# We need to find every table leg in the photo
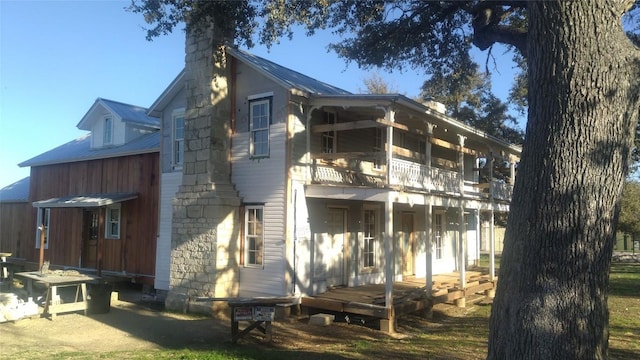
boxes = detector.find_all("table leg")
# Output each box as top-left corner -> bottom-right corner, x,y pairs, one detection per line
81,283 -> 87,315
265,321 -> 273,342
49,285 -> 58,320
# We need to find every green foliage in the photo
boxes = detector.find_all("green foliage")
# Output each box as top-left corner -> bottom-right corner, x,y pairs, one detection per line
420,58 -> 524,144
619,180 -> 640,236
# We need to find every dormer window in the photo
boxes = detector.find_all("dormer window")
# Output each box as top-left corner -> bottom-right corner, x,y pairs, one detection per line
103,116 -> 113,145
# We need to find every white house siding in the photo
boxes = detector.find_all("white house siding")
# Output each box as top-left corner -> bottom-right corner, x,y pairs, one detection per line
231,124 -> 287,297
154,171 -> 182,290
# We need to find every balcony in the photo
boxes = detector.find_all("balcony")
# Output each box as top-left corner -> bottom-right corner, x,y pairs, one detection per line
310,156 -> 513,201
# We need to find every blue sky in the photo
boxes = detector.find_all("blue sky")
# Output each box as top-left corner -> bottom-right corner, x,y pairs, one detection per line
0,0 -> 518,189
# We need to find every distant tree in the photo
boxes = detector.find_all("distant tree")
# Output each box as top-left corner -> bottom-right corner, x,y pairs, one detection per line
359,71 -> 399,94
129,1 -> 640,358
420,58 -> 524,144
619,180 -> 640,238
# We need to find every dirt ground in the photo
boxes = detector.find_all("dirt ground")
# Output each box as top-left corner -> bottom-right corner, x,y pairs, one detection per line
1,283 -> 454,359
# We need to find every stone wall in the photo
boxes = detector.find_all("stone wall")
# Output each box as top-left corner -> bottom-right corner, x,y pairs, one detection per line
165,23 -> 241,313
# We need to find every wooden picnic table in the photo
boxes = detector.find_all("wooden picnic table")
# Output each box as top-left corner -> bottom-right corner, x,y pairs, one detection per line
15,271 -> 101,320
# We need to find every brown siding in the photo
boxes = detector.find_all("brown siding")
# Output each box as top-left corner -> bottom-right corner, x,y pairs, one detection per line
0,202 -> 35,258
15,152 -> 159,279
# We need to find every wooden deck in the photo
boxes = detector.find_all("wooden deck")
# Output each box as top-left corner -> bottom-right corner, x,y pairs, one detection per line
300,269 -> 496,321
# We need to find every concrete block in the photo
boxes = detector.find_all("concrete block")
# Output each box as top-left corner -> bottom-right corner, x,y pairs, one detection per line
309,313 -> 335,326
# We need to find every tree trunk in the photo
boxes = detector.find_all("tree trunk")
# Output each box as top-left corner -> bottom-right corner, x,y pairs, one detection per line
488,2 -> 640,359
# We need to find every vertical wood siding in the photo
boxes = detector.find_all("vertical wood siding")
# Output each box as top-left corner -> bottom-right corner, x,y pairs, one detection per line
21,153 -> 159,280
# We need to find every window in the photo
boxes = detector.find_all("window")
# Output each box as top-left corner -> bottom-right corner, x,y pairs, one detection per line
434,213 -> 444,260
321,111 -> 337,153
250,99 -> 270,157
363,209 -> 378,268
104,116 -> 113,145
244,206 -> 264,266
173,112 -> 185,167
36,208 -> 50,249
105,205 -> 121,239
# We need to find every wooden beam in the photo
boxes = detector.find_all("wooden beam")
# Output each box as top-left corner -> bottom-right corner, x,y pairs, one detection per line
431,138 -> 477,156
310,152 -> 382,160
311,120 -> 380,133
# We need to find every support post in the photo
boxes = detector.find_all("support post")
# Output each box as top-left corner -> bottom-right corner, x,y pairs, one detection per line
383,193 -> 395,333
425,198 -> 433,295
490,209 -> 496,281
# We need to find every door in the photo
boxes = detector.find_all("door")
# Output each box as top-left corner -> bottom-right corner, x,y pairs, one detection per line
401,213 -> 415,276
325,208 -> 347,286
82,209 -> 99,269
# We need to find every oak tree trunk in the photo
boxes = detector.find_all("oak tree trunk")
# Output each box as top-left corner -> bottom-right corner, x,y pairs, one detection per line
488,1 -> 640,359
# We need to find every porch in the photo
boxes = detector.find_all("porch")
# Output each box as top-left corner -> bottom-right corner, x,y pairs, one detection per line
300,268 -> 496,329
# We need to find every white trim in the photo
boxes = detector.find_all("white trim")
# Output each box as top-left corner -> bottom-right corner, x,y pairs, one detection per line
248,91 -> 274,100
105,204 -> 122,239
172,110 -> 185,168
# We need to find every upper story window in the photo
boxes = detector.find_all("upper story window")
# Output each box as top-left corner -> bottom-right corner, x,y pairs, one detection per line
244,206 -> 264,267
321,111 -> 337,153
103,116 -> 113,145
35,208 -> 50,249
173,111 -> 185,167
105,205 -> 121,239
249,98 -> 271,158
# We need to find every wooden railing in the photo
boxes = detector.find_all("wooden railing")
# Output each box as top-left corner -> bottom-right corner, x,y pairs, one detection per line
310,156 -> 512,201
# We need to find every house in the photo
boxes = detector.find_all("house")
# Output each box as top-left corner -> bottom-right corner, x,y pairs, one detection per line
155,42 -> 520,327
11,98 -> 161,284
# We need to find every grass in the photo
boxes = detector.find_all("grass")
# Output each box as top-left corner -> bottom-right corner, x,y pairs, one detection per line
9,260 -> 640,360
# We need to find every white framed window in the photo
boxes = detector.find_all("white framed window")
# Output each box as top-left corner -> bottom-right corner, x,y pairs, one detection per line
363,208 -> 378,268
250,98 -> 270,158
244,206 -> 264,267
103,116 -> 113,145
105,205 -> 121,239
173,111 -> 185,167
321,111 -> 337,153
35,208 -> 50,249
434,212 -> 444,260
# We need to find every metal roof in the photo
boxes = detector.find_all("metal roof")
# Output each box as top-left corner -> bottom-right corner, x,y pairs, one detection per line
77,98 -> 160,130
32,192 -> 138,208
0,177 -> 30,203
227,47 -> 352,96
19,131 -> 159,168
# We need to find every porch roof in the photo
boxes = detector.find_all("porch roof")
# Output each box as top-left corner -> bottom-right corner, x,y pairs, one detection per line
32,192 -> 138,208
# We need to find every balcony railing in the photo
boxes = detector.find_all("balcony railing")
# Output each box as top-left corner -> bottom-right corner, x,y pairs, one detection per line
311,156 -> 512,201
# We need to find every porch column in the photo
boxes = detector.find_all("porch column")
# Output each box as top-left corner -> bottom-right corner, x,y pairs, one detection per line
385,108 -> 395,186
425,123 -> 435,190
459,204 -> 466,290
425,196 -> 433,296
489,152 -> 495,199
457,135 -> 467,292
382,192 -> 395,332
490,209 -> 496,281
457,135 -> 466,195
509,154 -> 517,185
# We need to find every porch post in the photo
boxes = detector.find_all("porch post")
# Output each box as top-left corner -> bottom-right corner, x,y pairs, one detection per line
425,123 -> 435,190
509,154 -> 517,185
457,135 -> 466,306
385,108 -> 395,186
425,196 -> 433,296
490,209 -> 496,281
382,192 -> 395,332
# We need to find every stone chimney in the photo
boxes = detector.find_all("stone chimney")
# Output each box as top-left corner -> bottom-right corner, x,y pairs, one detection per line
165,22 -> 241,313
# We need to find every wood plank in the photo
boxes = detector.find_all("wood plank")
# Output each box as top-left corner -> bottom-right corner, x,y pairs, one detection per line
311,120 -> 380,133
431,137 -> 477,155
